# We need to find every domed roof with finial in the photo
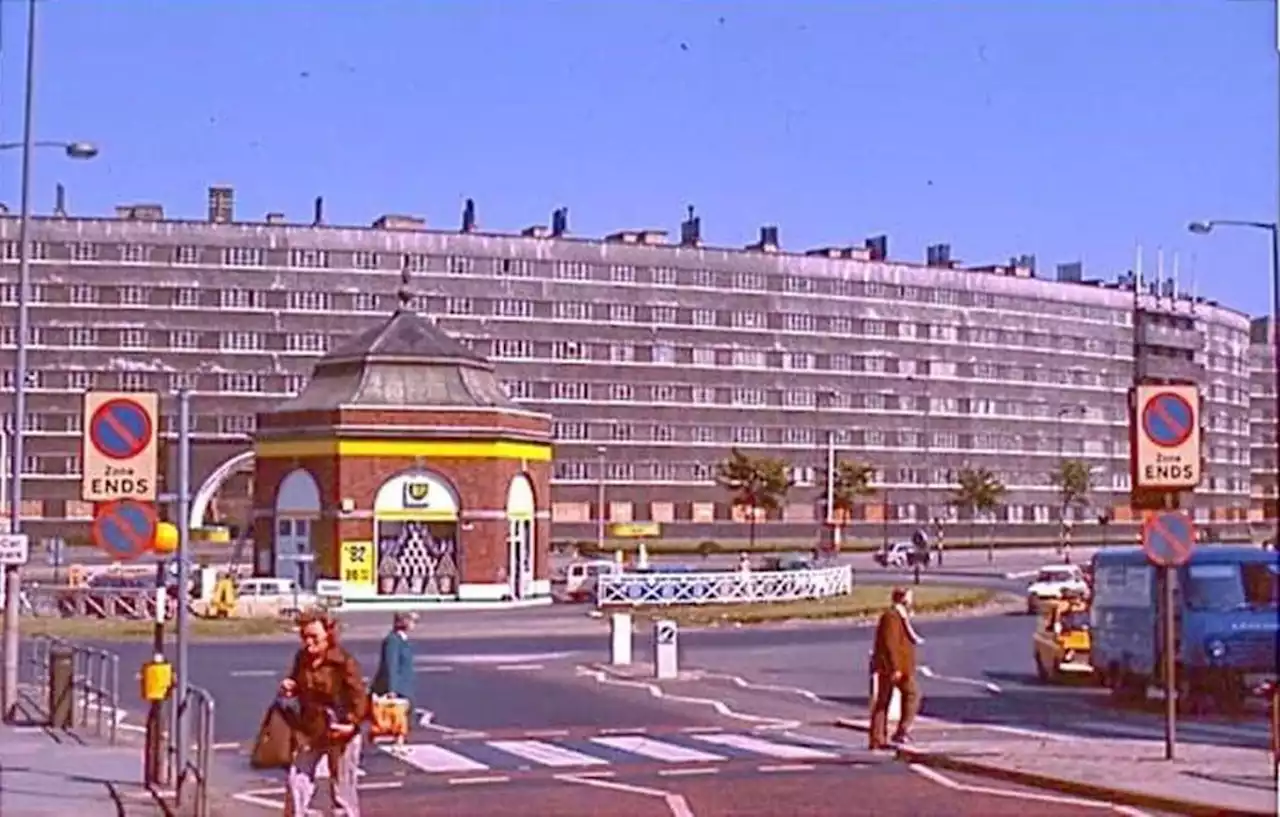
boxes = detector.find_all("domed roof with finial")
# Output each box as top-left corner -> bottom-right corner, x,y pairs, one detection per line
266,266 -> 515,412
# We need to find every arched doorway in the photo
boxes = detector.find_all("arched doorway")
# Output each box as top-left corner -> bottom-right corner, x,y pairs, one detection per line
274,469 -> 320,589
374,470 -> 461,598
506,475 -> 535,600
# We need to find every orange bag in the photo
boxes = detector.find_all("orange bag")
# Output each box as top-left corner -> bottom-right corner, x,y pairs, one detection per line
370,694 -> 409,742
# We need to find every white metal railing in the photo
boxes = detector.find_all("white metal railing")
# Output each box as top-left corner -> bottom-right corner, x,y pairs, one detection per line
596,565 -> 854,607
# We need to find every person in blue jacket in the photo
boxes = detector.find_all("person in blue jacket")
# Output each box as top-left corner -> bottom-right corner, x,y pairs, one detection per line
371,613 -> 417,713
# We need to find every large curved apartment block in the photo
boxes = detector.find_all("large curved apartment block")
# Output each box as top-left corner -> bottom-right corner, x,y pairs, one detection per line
0,185 -> 1262,545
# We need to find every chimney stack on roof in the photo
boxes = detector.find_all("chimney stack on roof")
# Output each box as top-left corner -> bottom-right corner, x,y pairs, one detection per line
208,185 -> 234,224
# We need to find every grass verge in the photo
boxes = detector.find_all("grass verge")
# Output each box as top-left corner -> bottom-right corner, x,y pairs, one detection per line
19,616 -> 292,642
620,585 -> 1002,627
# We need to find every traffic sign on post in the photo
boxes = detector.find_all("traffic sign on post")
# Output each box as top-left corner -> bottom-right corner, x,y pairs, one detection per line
0,534 -> 29,567
81,391 -> 160,502
1142,510 -> 1197,568
1133,384 -> 1202,491
91,500 -> 158,562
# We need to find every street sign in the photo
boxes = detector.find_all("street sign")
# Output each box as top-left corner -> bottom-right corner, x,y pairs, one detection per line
81,391 -> 159,502
1142,510 -> 1197,568
1133,384 -> 1202,491
91,499 -> 158,562
0,533 -> 29,566
656,620 -> 677,646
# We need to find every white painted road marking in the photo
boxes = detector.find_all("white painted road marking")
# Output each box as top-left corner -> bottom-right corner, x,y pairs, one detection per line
420,652 -> 571,665
228,669 -> 277,678
909,764 -> 1150,815
387,743 -> 490,774
591,735 -> 727,764
691,733 -> 838,761
920,665 -> 1003,694
488,739 -> 611,768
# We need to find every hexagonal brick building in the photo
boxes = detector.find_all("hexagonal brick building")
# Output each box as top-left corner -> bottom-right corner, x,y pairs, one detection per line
249,295 -> 553,607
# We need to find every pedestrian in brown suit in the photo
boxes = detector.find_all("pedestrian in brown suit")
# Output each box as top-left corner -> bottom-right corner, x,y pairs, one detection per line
869,586 -> 923,749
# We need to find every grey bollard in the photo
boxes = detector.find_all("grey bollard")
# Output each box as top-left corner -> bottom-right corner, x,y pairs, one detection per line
48,645 -> 75,729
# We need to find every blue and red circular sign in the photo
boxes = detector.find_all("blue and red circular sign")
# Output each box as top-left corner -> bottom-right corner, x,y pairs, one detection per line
1141,392 -> 1194,448
89,398 -> 153,460
91,500 -> 157,561
1141,510 -> 1196,568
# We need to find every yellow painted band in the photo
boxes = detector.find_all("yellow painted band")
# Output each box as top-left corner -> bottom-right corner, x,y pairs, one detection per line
255,439 -> 552,461
373,510 -> 459,522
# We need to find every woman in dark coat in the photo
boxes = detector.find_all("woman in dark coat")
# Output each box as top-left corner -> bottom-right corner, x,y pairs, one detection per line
371,613 -> 417,710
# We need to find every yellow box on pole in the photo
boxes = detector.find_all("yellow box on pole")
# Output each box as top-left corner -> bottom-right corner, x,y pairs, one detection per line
140,659 -> 172,702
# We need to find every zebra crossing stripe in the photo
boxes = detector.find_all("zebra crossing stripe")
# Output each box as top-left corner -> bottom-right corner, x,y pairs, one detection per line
387,743 -> 491,773
487,740 -> 610,768
691,733 -> 839,761
589,735 -> 726,764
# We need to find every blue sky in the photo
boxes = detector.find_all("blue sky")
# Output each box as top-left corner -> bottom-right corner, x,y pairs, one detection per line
1,1 -> 1274,315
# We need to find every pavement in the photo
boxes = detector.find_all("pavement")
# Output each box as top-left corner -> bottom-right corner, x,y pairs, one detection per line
0,716 -> 163,816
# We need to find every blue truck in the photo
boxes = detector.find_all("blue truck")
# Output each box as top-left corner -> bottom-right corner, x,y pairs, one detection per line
1090,545 -> 1279,711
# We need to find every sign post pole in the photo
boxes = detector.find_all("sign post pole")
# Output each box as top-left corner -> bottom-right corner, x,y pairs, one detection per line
1162,561 -> 1176,760
1140,507 -> 1196,762
171,388 -> 192,785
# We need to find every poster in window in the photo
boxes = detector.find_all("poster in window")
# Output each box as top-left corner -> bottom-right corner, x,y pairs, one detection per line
340,541 -> 376,589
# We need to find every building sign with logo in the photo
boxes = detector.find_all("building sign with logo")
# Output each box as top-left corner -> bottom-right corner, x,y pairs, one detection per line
374,472 -> 460,521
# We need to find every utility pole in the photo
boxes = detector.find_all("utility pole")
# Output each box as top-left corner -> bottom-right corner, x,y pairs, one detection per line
595,446 -> 607,552
3,0 -> 41,720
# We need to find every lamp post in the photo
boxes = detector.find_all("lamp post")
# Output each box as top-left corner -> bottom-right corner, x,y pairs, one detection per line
1188,219 -> 1280,547
595,446 -> 607,553
1,0 -> 99,720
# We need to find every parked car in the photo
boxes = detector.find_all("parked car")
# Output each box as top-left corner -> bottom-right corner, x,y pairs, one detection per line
873,541 -> 930,569
1025,565 -> 1090,614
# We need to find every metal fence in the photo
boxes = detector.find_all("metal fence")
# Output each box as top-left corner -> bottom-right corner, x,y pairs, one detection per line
596,565 -> 855,607
20,635 -> 121,744
171,684 -> 216,817
24,586 -> 173,620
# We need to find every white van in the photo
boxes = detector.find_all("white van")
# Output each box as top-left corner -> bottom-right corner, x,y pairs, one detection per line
235,577 -> 315,618
564,560 -> 620,602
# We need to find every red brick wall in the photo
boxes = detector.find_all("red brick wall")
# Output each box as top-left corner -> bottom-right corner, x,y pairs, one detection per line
253,448 -> 552,585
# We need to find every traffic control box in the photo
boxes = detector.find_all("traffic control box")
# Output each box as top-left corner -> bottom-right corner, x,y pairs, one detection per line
140,656 -> 172,702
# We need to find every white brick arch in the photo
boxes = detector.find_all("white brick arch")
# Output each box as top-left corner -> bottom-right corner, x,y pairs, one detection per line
190,450 -> 254,530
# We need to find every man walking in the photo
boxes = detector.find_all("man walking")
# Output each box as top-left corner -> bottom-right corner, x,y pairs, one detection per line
869,586 -> 923,749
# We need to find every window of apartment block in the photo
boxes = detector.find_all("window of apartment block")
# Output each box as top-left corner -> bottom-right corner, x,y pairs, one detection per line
691,347 -> 715,366
554,301 -> 592,321
691,308 -> 717,327
220,414 -> 256,435
610,344 -> 635,363
555,261 -> 591,281
651,267 -> 678,286
223,246 -> 264,267
608,384 -> 634,401
650,501 -> 675,522
69,285 -> 97,304
353,292 -> 381,311
353,251 -> 380,270
220,373 -> 261,393
120,329 -> 148,349
691,387 -> 716,404
552,341 -> 587,361
290,249 -> 329,269
494,299 -> 533,318
288,291 -> 332,311
609,304 -> 635,323
493,339 -> 533,359
550,382 -> 590,401
610,265 -> 636,283
651,343 -> 676,364
552,461 -> 592,481
120,372 -> 149,391
69,328 -> 99,347
169,372 -> 197,391
502,380 -> 535,400
118,286 -> 147,305
70,242 -> 99,262
69,370 -> 95,390
651,305 -> 678,324
173,288 -> 201,307
220,331 -> 263,351
445,297 -> 473,315
652,384 -> 676,403
173,246 -> 200,265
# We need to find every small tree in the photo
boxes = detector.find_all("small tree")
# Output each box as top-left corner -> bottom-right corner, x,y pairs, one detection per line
1051,459 -> 1092,523
817,458 -> 877,541
715,448 -> 793,549
950,467 -> 1007,550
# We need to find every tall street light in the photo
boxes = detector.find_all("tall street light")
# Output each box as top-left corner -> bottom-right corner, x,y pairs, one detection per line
1,0 -> 99,720
0,141 -> 96,159
1187,219 -> 1280,546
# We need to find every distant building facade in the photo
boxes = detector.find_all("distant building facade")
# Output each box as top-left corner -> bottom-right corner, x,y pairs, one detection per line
0,185 -> 1260,545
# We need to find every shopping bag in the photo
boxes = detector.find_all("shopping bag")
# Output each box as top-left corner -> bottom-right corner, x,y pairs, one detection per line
249,703 -> 298,769
369,694 -> 410,741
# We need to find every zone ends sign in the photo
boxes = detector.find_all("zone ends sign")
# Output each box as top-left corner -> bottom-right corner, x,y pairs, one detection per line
80,391 -> 160,502
1132,384 -> 1202,491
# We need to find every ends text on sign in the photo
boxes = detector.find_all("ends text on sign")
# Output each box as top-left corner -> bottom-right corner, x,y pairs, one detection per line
89,464 -> 152,498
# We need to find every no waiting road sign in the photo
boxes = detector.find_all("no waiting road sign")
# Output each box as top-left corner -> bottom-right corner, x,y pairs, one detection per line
1133,384 -> 1201,491
91,500 -> 157,562
81,391 -> 159,502
1142,510 -> 1197,568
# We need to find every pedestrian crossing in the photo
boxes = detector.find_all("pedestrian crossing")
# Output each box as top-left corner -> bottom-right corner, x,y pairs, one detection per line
368,730 -> 853,777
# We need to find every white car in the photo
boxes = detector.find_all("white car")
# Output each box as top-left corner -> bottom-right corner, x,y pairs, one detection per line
1025,565 -> 1089,614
